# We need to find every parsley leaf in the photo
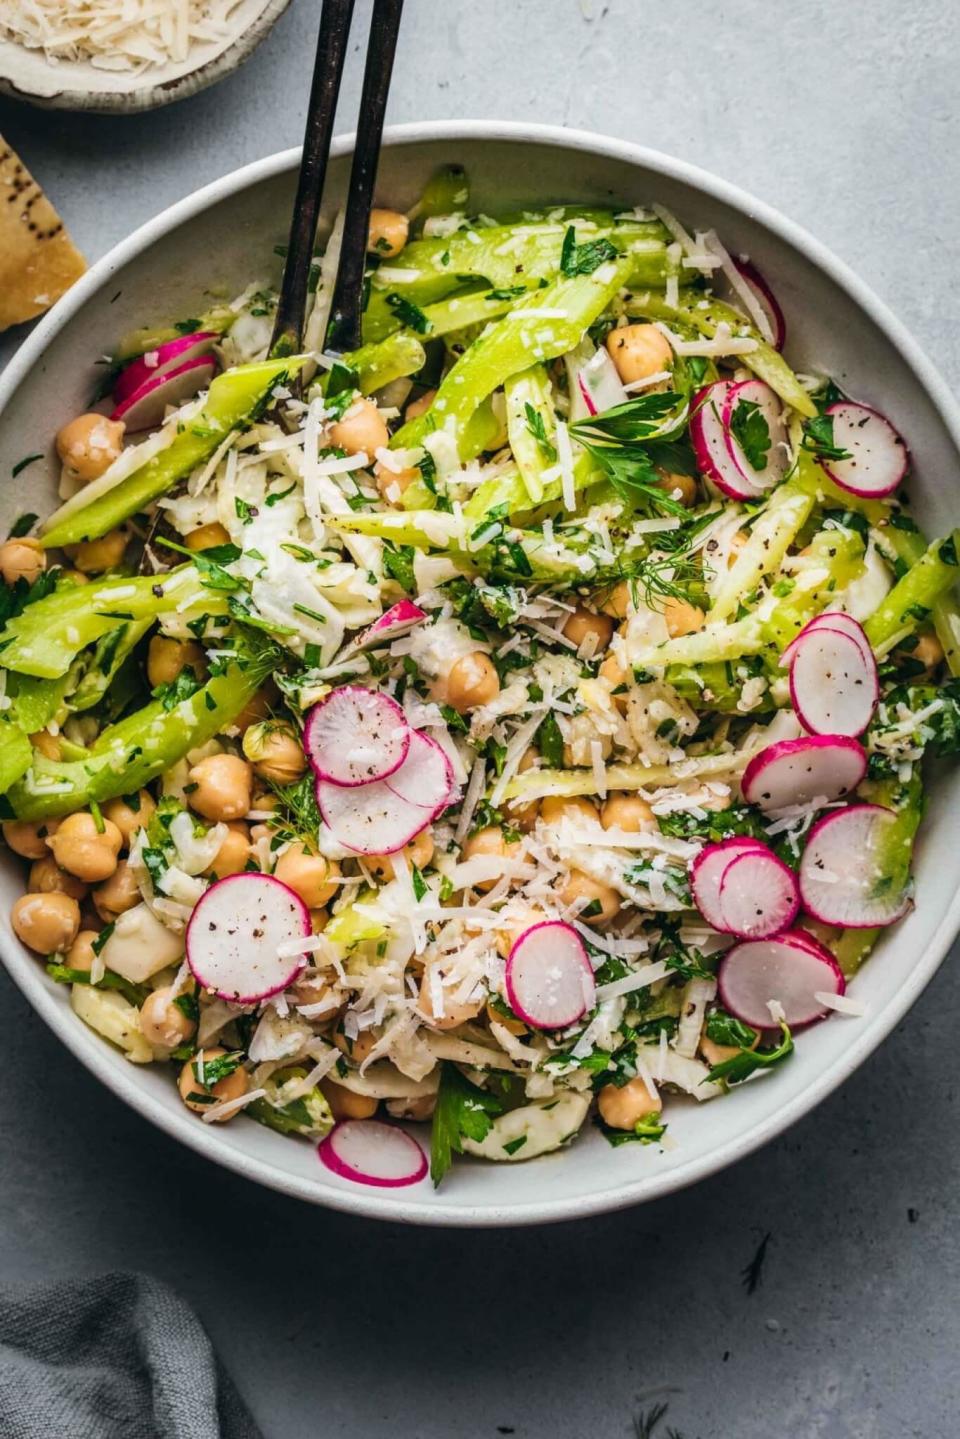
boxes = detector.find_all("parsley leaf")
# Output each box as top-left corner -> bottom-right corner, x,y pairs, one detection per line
385,293 -> 432,334
728,397 -> 772,471
430,1062 -> 504,1186
704,1020 -> 794,1086
524,402 -> 556,461
7,512 -> 38,538
535,711 -> 564,768
801,412 -> 853,464
559,225 -> 618,277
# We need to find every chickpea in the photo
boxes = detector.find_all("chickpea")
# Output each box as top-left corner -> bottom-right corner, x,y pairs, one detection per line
460,826 -> 522,893
187,754 -> 253,823
310,908 -> 328,934
241,722 -> 306,786
598,580 -> 632,621
27,855 -> 87,902
386,1093 -> 436,1122
605,323 -> 673,385
178,1047 -> 248,1119
273,842 -> 339,908
66,929 -> 100,973
562,604 -> 614,655
662,596 -> 705,639
366,828 -> 434,882
699,1035 -> 742,1067
231,684 -> 277,734
141,986 -> 197,1050
30,730 -> 61,762
48,812 -> 122,883
598,652 -> 629,711
319,1078 -> 378,1121
56,412 -> 124,482
3,818 -> 60,861
405,388 -> 436,423
914,630 -> 945,671
597,1075 -> 662,1130
442,651 -> 500,714
93,860 -> 140,922
658,470 -> 698,507
204,821 -> 252,879
375,461 -> 419,505
329,398 -> 388,458
184,522 -> 230,552
601,793 -> 655,833
540,794 -> 599,827
560,870 -> 621,925
0,538 -> 45,586
67,527 -> 128,575
147,635 -> 206,689
102,790 -> 155,849
418,966 -> 485,1030
494,910 -> 549,961
367,207 -> 409,257
11,892 -> 80,954
333,1026 -> 379,1065
507,746 -> 540,833
289,968 -> 340,1013
486,998 -> 526,1037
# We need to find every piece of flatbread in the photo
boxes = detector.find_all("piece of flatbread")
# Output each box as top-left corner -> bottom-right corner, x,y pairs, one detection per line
0,137 -> 86,331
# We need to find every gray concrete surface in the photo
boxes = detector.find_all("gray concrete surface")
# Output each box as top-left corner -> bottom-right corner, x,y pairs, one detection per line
0,2 -> 958,1435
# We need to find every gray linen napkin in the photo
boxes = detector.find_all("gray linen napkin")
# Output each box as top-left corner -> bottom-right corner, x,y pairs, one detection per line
0,1271 -> 263,1439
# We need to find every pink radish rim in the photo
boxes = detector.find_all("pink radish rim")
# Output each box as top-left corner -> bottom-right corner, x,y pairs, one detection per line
741,734 -> 868,809
304,685 -> 411,789
690,836 -> 769,932
733,257 -> 786,351
799,803 -> 911,929
718,928 -> 846,1031
505,920 -> 596,1031
384,729 -> 456,814
113,330 -> 218,405
820,400 -> 909,498
185,872 -> 310,1004
110,353 -> 216,426
780,611 -> 873,670
315,774 -> 430,854
787,626 -> 878,737
317,1120 -> 428,1188
718,847 -> 800,939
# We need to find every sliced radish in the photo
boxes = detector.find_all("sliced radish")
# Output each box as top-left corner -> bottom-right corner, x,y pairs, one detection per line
718,929 -> 845,1029
741,735 -> 867,811
690,836 -> 769,931
690,381 -> 765,500
505,921 -> 596,1031
352,600 -> 426,652
788,626 -> 878,737
110,355 -> 217,432
780,611 -> 872,669
721,378 -> 790,493
718,848 -> 800,939
732,258 -> 786,351
317,774 -> 429,854
186,873 -> 309,1003
799,804 -> 912,928
384,729 -> 457,813
820,401 -> 908,498
577,347 -> 629,416
318,1120 -> 427,1187
113,330 -> 218,406
304,686 -> 410,788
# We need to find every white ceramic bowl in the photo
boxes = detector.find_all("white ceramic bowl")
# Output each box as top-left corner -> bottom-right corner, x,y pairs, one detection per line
0,0 -> 291,112
2,122 -> 958,1226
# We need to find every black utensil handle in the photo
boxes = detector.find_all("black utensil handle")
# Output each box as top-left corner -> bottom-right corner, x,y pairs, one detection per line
326,0 -> 405,353
270,0 -> 356,358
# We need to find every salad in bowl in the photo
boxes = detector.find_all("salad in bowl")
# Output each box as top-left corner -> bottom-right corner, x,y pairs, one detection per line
1,167 -> 957,1192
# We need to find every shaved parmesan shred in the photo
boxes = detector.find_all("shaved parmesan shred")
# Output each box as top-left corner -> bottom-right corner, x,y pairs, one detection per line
2,0 -> 248,72
554,419 -> 576,511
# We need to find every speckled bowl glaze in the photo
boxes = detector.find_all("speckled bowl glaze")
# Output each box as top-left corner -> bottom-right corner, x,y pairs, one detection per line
0,0 -> 291,113
1,123 -> 959,1226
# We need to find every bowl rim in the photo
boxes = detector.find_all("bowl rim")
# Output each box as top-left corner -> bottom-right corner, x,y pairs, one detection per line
0,0 -> 292,113
2,118 -> 959,1227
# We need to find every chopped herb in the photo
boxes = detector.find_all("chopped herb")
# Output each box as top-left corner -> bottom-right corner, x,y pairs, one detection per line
801,412 -> 852,463
411,865 -> 429,902
192,1050 -> 243,1090
235,497 -> 257,524
7,511 -> 38,537
382,541 -> 417,595
535,711 -> 564,768
173,992 -> 200,1024
728,397 -> 772,472
11,454 -> 43,479
559,225 -> 618,277
524,402 -> 557,461
89,800 -> 105,835
152,669 -> 203,711
705,1020 -> 794,1086
385,293 -> 432,334
430,1062 -> 504,1186
265,482 -> 297,507
502,1135 -> 527,1156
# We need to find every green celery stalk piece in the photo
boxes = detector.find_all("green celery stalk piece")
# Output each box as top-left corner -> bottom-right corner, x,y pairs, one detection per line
69,617 -> 154,712
0,566 -> 219,679
0,715 -> 33,793
5,659 -> 269,819
709,471 -> 816,622
863,531 -> 960,654
883,523 -> 960,675
390,256 -> 636,461
502,365 -> 554,505
112,306 -> 236,364
346,332 -> 426,396
41,357 -> 307,549
624,288 -> 817,419
410,165 -> 470,228
6,673 -> 73,733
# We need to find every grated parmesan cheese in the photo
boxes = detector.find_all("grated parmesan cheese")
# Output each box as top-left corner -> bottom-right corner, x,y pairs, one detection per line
1,0 -> 248,73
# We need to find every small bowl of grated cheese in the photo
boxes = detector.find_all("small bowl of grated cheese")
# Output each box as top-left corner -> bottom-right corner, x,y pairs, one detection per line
0,0 -> 293,113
